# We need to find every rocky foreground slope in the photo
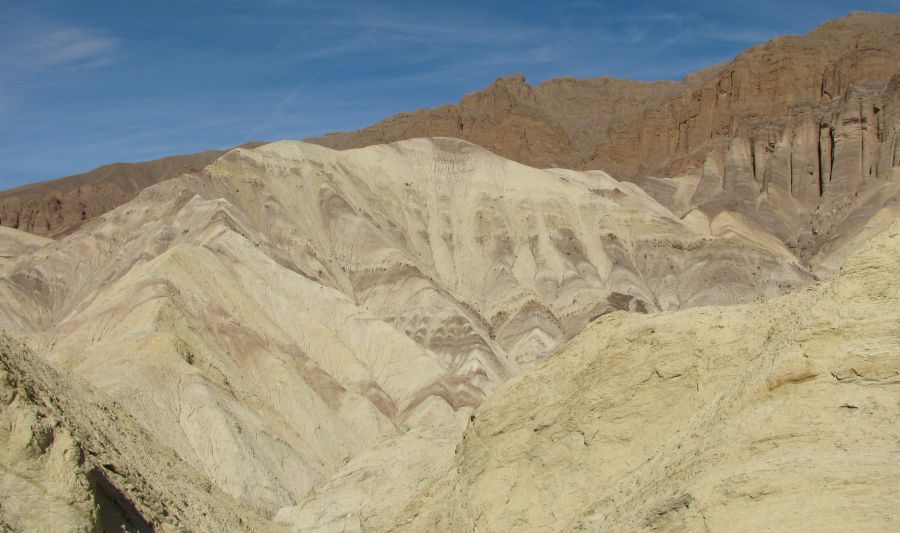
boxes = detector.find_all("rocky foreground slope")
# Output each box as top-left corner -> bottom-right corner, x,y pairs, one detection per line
0,138 -> 813,522
0,334 -> 278,532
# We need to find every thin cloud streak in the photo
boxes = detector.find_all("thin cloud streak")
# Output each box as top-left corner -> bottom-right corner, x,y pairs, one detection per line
23,27 -> 120,68
0,18 -> 120,76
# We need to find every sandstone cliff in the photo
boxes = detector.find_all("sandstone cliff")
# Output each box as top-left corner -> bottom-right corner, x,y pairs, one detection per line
312,12 -> 900,259
314,13 -> 900,180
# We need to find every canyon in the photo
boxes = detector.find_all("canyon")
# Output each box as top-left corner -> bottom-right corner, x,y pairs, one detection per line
0,11 -> 898,533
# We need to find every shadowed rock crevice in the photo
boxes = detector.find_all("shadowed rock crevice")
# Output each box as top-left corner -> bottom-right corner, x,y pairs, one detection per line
89,466 -> 154,533
0,334 -> 279,532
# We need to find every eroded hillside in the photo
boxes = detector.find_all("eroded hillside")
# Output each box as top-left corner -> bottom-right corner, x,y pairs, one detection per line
0,137 -> 896,532
0,138 -> 811,519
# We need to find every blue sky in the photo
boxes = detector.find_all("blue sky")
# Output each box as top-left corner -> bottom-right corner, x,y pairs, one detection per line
1,0 -> 898,188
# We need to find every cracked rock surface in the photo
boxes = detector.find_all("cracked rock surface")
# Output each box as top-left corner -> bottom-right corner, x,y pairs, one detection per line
0,334 -> 279,532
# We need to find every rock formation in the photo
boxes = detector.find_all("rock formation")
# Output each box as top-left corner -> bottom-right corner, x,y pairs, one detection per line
312,12 -> 900,263
313,13 -> 900,181
0,138 -> 811,521
0,12 -> 897,532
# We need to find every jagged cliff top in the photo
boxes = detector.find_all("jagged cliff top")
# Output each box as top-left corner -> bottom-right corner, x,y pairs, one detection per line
312,11 -> 900,171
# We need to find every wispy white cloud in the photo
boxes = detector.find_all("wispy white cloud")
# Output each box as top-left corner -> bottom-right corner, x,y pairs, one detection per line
292,30 -> 377,61
240,2 -> 550,60
0,16 -> 121,78
22,27 -> 120,68
625,27 -> 648,43
660,24 -> 777,47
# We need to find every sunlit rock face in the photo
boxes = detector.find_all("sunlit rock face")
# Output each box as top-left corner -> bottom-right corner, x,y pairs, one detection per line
0,13 -> 896,530
0,137 -> 810,516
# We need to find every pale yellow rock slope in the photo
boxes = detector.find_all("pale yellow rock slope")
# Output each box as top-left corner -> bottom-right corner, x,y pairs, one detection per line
0,138 -> 812,519
390,220 -> 900,532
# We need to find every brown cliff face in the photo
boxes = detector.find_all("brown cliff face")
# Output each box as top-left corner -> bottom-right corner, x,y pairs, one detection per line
0,151 -> 227,237
656,75 -> 900,255
592,12 -> 900,178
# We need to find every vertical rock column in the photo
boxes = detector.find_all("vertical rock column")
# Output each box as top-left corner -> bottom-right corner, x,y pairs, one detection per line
690,152 -> 725,205
827,96 -> 866,202
723,137 -> 760,202
790,117 -> 823,206
819,124 -> 834,195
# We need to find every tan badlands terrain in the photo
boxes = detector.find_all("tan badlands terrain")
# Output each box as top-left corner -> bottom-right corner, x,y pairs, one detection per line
0,11 -> 897,533
0,136 -> 897,531
377,218 -> 900,532
0,138 -> 812,519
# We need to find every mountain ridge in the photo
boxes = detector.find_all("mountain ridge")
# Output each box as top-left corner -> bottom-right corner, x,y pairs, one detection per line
0,142 -> 265,237
310,12 -> 900,264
